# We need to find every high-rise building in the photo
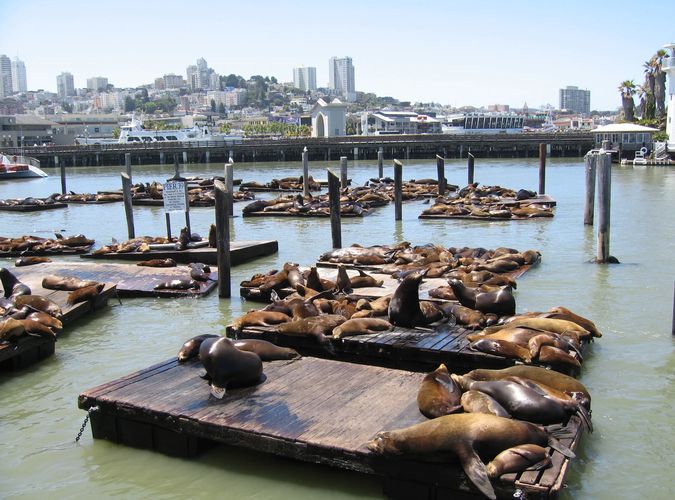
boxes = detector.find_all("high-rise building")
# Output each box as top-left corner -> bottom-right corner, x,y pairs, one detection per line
87,76 -> 109,91
559,86 -> 591,115
186,58 -> 216,91
0,54 -> 12,97
328,56 -> 356,102
293,66 -> 317,92
11,57 -> 27,93
56,72 -> 75,98
163,74 -> 185,89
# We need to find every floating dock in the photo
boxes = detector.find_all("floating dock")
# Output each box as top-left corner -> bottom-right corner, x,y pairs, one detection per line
0,203 -> 67,212
80,240 -> 278,266
78,356 -> 583,499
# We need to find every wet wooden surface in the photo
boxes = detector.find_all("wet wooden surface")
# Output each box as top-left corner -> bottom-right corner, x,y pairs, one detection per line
0,203 -> 67,212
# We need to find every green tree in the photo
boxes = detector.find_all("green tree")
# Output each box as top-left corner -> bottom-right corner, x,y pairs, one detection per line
112,127 -> 121,139
210,99 -> 216,112
652,49 -> 669,118
219,122 -> 231,134
218,102 -> 226,115
124,95 -> 136,112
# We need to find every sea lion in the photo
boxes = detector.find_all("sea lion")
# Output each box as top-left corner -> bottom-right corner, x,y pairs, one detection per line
537,345 -> 582,369
0,318 -> 26,341
335,265 -> 352,293
444,303 -> 486,328
388,272 -> 425,328
496,317 -> 590,338
417,364 -> 463,419
154,279 -> 200,291
305,266 -> 324,292
42,275 -> 99,291
26,311 -> 63,333
178,334 -> 219,361
208,224 -> 217,247
232,339 -> 300,360
17,318 -> 57,338
276,314 -> 346,345
470,337 -> 532,363
486,444 -> 551,479
231,310 -> 291,331
349,269 -> 384,288
14,295 -> 62,318
188,263 -> 213,282
542,306 -> 602,338
15,256 -> 52,267
0,268 -> 31,299
286,264 -> 305,289
175,226 -> 190,250
366,413 -> 574,500
355,295 -> 391,315
137,258 -> 177,267
448,280 -> 516,316
198,337 -> 263,399
67,283 -> 105,305
460,390 -> 510,418
332,317 -> 393,339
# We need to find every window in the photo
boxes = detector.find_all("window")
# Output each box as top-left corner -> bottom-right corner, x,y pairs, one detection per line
166,135 -> 178,141
155,136 -> 165,141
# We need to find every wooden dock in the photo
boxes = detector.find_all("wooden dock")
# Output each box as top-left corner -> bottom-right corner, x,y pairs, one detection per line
78,356 -> 583,499
0,203 -> 67,212
80,240 -> 278,266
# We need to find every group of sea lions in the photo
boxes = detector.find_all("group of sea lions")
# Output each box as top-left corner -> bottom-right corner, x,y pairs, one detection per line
421,182 -> 554,219
0,195 -> 63,208
128,177 -> 254,207
53,192 -> 123,203
92,226 -> 207,256
240,175 -> 321,192
368,363 -> 590,499
152,262 -> 214,291
366,176 -> 459,199
0,233 -> 95,255
175,334 -> 299,398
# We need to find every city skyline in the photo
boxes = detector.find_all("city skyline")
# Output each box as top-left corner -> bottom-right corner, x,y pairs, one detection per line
0,0 -> 672,110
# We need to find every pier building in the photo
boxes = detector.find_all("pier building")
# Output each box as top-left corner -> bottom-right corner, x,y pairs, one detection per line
664,42 -> 675,152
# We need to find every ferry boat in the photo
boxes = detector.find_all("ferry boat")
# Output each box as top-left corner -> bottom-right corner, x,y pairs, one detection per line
0,154 -> 48,180
441,112 -> 524,134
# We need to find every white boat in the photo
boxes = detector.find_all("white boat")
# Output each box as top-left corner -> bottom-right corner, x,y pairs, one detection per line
0,154 -> 48,180
441,112 -> 524,134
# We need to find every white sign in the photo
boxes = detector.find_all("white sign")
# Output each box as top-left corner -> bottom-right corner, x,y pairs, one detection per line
163,180 -> 187,213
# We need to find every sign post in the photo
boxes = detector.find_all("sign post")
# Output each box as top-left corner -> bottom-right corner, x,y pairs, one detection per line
163,177 -> 189,239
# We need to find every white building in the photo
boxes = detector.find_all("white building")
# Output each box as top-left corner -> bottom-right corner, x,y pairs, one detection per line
293,66 -> 316,92
56,72 -> 76,98
370,111 -> 442,135
310,98 -> 347,137
86,76 -> 109,91
329,56 -> 356,102
591,123 -> 659,153
0,54 -> 12,97
11,57 -> 27,93
664,42 -> 675,152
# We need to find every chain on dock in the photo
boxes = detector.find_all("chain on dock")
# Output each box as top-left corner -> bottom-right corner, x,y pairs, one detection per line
75,406 -> 99,443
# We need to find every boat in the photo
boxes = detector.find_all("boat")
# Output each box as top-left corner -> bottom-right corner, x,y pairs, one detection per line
441,112 -> 524,134
0,154 -> 48,180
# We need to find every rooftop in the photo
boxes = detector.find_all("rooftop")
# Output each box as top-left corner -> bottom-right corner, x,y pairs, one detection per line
591,123 -> 659,133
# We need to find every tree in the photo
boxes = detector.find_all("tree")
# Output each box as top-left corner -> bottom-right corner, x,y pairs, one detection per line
112,127 -> 120,139
219,122 -> 231,134
210,99 -> 216,112
124,95 -> 136,112
617,80 -> 636,122
218,102 -> 225,115
652,49 -> 669,118
61,101 -> 73,113
641,59 -> 656,120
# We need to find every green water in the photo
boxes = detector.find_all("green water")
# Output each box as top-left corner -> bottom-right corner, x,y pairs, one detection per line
1,158 -> 673,499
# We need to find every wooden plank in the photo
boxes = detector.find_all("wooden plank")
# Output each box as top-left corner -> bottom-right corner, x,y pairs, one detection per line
0,203 -> 67,212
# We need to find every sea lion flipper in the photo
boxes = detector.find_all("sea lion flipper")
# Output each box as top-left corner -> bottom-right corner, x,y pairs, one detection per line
547,436 -> 576,458
577,405 -> 594,433
525,457 -> 553,472
459,448 -> 496,500
198,370 -> 211,381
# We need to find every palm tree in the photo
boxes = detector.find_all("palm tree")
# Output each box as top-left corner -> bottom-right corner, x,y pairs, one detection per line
618,80 -> 637,122
641,60 -> 656,120
636,84 -> 648,119
652,49 -> 669,118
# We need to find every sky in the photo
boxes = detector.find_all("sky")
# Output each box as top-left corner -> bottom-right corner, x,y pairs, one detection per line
1,0 -> 673,111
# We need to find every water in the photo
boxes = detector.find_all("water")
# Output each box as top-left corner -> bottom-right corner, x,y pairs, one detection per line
1,158 -> 674,499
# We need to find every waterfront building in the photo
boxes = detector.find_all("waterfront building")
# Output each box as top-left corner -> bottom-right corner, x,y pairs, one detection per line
51,114 -> 122,144
663,42 -> 675,152
11,58 -> 27,93
0,114 -> 57,147
293,66 -> 317,92
592,123 -> 659,154
56,72 -> 76,98
370,110 -> 442,134
328,57 -> 356,102
310,98 -> 347,137
559,86 -> 590,115
87,76 -> 109,92
0,54 -> 12,97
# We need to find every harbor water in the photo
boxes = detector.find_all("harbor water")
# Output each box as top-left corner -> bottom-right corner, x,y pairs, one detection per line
1,157 -> 674,499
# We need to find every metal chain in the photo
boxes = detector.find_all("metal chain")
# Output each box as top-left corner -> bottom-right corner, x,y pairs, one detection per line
75,406 -> 99,443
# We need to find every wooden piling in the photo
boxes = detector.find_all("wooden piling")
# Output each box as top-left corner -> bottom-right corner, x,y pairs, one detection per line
340,156 -> 348,189
121,173 -> 135,239
584,153 -> 597,225
394,159 -> 403,221
302,147 -> 309,197
182,151 -> 188,164
467,153 -> 475,185
225,162 -> 234,215
436,155 -> 446,196
327,170 -> 342,248
596,151 -> 612,263
539,143 -> 547,194
56,156 -> 66,194
377,147 -> 384,178
672,281 -> 675,335
124,153 -> 132,180
173,155 -> 180,177
214,180 -> 231,298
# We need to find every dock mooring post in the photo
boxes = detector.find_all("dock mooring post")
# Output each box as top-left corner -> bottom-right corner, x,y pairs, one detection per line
124,153 -> 132,180
467,153 -> 475,185
327,170 -> 342,248
672,281 -> 675,335
214,180 -> 231,298
377,147 -> 384,178
56,156 -> 66,194
539,143 -> 547,194
596,151 -> 613,263
302,147 -> 310,197
182,151 -> 188,164
436,155 -> 446,196
584,152 -> 597,225
394,159 -> 403,221
340,156 -> 348,188
121,173 -> 135,239
225,162 -> 234,215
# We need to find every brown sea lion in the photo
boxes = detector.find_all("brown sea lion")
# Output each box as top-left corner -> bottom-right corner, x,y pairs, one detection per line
178,334 -> 219,361
388,272 -> 425,328
417,364 -> 463,419
537,345 -> 582,369
275,314 -> 346,345
15,256 -> 52,267
175,226 -> 190,250
332,317 -> 393,339
0,318 -> 26,341
355,295 -> 391,315
366,413 -> 574,500
460,390 -> 510,418
335,265 -> 352,293
305,266 -> 324,292
137,258 -> 177,267
444,303 -> 486,328
419,300 -> 444,324
496,317 -> 590,338
26,311 -> 63,333
67,283 -> 105,305
198,337 -> 263,399
0,267 -> 31,299
449,279 -> 516,316
17,319 -> 57,338
14,295 -> 62,317
208,224 -> 217,247
231,310 -> 291,331
42,275 -> 99,291
233,339 -> 300,360
486,444 -> 551,479
542,306 -> 602,337
469,338 -> 532,363
286,264 -> 305,289
349,269 -> 384,288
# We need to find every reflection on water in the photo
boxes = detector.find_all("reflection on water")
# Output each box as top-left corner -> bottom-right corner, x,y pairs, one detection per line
1,158 -> 674,499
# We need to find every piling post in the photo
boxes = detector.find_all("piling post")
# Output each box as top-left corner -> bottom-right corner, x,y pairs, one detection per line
584,152 -> 597,225
225,162 -> 234,215
377,147 -> 384,178
214,179 -> 231,298
173,155 -> 180,177
121,173 -> 135,239
436,155 -> 446,196
539,143 -> 547,194
394,159 -> 403,221
467,153 -> 475,185
327,170 -> 342,248
596,151 -> 613,263
672,281 -> 675,335
302,147 -> 310,197
56,156 -> 66,194
340,156 -> 348,188
159,151 -> 165,164
124,153 -> 132,180
182,151 -> 188,164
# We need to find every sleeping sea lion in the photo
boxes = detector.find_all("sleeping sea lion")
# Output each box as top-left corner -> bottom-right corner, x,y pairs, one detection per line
232,339 -> 300,360
0,318 -> 26,341
460,390 -> 510,418
231,310 -> 291,331
26,311 -> 63,333
332,317 -> 393,339
67,283 -> 105,305
486,444 -> 551,478
349,269 -> 384,288
15,256 -> 52,267
137,258 -> 177,267
14,295 -> 62,318
416,364 -> 463,418
42,275 -> 99,291
154,279 -> 200,291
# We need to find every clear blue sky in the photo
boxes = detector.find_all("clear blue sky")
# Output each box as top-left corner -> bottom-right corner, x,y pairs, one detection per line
1,0 -> 673,110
